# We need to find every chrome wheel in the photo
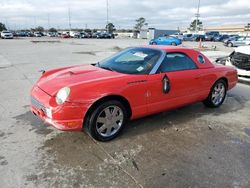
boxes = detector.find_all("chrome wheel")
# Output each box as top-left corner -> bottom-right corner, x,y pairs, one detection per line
96,105 -> 124,137
211,82 -> 226,106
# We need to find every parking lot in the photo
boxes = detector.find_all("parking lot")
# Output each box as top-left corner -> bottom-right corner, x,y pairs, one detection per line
0,38 -> 250,188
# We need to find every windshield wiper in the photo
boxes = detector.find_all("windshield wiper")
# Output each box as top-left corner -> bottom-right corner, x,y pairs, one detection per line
96,62 -> 101,67
100,66 -> 114,72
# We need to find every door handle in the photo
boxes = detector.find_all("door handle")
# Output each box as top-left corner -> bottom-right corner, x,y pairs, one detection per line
162,74 -> 170,94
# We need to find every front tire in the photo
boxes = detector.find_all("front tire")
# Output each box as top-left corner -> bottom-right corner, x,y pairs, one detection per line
85,100 -> 127,141
203,79 -> 227,108
171,42 -> 177,46
228,42 -> 233,47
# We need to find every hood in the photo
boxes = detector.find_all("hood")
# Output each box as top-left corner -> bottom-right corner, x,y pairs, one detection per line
234,46 -> 250,55
37,65 -> 126,96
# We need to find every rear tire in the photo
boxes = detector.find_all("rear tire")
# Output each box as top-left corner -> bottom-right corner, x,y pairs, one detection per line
84,100 -> 127,141
152,42 -> 157,45
203,79 -> 227,108
228,42 -> 233,47
171,42 -> 177,46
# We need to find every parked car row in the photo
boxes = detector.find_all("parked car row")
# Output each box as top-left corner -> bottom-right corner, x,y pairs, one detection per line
66,31 -> 115,39
0,30 -> 116,39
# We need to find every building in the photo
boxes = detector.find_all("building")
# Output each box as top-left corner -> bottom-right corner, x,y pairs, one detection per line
148,28 -> 178,40
204,24 -> 250,34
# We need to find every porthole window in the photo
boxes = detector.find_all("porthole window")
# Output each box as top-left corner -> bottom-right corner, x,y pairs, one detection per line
197,55 -> 205,64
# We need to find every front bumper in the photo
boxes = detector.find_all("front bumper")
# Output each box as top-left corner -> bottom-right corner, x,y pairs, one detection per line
226,60 -> 250,82
30,86 -> 88,131
2,36 -> 13,39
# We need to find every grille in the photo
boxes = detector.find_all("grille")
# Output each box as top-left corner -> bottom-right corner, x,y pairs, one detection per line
31,96 -> 45,112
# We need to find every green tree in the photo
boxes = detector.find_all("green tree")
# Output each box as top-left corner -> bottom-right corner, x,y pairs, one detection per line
189,19 -> 203,31
106,22 -> 116,33
134,17 -> 147,32
35,26 -> 44,32
84,29 -> 91,33
48,28 -> 57,32
0,22 -> 7,31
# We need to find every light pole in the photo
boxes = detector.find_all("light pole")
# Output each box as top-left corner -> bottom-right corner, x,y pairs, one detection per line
195,0 -> 201,33
68,6 -> 72,31
47,13 -> 50,30
106,0 -> 109,32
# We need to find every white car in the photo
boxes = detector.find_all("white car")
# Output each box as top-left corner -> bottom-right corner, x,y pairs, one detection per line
170,32 -> 184,40
69,31 -> 80,38
1,31 -> 13,39
216,46 -> 250,82
34,32 -> 42,37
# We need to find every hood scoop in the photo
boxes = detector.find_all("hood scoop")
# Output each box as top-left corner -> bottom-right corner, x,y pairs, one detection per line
56,69 -> 97,78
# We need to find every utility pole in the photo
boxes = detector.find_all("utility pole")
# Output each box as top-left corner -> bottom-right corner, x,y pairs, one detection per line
47,13 -> 50,30
68,6 -> 72,31
34,17 -> 37,28
5,17 -> 9,30
106,0 -> 109,32
195,0 -> 201,33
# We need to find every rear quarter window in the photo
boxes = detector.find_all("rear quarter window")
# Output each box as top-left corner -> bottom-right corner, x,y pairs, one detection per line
197,55 -> 205,64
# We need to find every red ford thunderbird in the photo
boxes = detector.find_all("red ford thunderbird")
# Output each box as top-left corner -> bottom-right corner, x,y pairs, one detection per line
30,46 -> 238,141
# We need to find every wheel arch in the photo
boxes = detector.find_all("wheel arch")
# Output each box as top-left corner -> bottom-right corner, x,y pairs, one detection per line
83,95 -> 132,129
217,77 -> 228,89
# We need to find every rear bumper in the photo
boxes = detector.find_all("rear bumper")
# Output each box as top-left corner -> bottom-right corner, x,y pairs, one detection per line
30,86 -> 88,131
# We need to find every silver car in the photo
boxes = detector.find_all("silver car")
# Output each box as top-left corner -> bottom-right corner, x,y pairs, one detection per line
228,36 -> 250,47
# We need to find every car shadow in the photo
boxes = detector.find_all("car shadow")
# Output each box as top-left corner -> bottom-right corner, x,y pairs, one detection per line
119,92 -> 247,140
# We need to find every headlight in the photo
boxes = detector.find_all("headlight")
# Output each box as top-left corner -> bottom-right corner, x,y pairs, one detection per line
56,87 -> 70,105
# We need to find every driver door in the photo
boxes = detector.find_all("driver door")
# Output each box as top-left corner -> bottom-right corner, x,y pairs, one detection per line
146,52 -> 202,114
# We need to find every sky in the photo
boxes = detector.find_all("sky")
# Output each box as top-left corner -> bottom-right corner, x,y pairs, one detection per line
0,0 -> 250,30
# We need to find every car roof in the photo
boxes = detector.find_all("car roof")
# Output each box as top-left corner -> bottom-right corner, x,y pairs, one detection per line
140,45 -> 214,69
143,45 -> 193,52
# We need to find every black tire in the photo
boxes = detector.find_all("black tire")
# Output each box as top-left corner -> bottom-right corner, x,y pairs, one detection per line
152,42 -> 157,45
84,100 -> 128,141
203,79 -> 227,108
171,42 -> 177,46
228,42 -> 233,47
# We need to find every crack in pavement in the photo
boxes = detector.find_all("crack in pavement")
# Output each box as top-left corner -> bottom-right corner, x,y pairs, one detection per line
12,64 -> 33,85
88,136 -> 144,188
0,53 -> 33,84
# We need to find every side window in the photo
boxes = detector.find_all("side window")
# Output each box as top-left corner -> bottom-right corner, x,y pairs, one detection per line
197,55 -> 205,64
158,53 -> 197,73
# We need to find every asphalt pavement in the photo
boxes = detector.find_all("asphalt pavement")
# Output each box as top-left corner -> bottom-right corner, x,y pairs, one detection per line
0,38 -> 249,188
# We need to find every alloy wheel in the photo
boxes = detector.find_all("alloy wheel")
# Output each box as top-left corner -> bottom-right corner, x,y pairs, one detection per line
96,105 -> 124,137
211,82 -> 226,106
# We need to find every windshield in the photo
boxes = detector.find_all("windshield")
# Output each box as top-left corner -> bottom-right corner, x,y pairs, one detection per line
98,48 -> 162,74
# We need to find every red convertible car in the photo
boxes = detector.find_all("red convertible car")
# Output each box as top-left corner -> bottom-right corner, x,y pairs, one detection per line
30,46 -> 237,141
